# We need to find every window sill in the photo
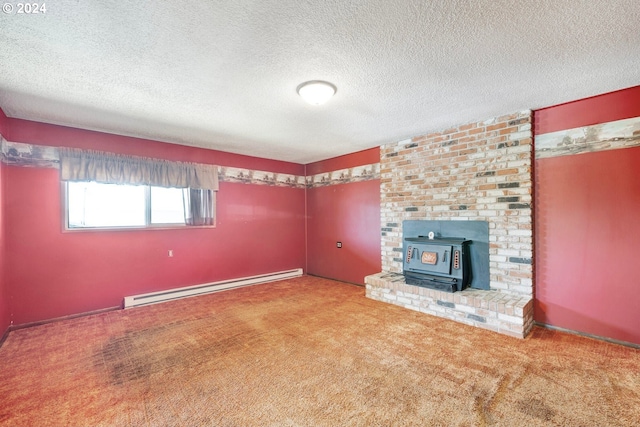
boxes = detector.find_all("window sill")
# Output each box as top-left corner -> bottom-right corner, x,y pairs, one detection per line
63,224 -> 216,232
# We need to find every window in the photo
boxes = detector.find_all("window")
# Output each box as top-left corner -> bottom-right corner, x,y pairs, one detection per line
150,186 -> 186,224
60,148 -> 218,230
66,181 -> 192,229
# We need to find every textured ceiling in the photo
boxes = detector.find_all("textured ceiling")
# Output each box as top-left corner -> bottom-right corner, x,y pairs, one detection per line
1,1 -> 639,163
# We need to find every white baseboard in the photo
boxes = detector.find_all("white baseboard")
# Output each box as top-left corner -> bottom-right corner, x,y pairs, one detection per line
124,268 -> 303,308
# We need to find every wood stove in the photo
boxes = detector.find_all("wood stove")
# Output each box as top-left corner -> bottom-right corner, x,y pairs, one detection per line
403,234 -> 471,292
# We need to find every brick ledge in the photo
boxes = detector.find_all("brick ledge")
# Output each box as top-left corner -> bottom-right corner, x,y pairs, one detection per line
365,272 -> 534,338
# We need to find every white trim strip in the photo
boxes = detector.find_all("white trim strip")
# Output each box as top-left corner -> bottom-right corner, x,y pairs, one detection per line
124,268 -> 303,308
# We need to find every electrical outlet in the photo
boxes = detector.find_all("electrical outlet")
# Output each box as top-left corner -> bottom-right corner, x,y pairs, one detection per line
168,250 -> 173,257
336,242 -> 342,248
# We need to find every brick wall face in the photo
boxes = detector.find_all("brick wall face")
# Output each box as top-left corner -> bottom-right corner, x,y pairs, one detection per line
380,110 -> 533,296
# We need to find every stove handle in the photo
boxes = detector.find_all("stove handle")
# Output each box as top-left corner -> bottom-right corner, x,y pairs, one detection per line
406,245 -> 414,264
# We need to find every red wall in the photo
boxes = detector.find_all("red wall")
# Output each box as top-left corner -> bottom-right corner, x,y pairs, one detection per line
3,117 -> 305,325
6,118 -> 304,175
0,162 -> 6,334
305,147 -> 381,175
534,85 -> 640,345
0,109 -> 9,335
535,85 -> 640,134
306,148 -> 381,285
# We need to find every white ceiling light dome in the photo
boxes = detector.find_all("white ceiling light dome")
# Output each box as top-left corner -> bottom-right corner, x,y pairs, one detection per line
296,80 -> 337,106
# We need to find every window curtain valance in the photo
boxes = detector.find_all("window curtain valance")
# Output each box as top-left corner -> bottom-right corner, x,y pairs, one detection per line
59,148 -> 219,191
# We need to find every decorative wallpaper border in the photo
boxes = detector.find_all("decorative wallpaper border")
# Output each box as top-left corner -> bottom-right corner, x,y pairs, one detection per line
6,113 -> 638,184
0,138 -> 380,188
1,139 -> 59,168
535,116 -> 640,159
305,163 -> 380,188
219,166 -> 306,188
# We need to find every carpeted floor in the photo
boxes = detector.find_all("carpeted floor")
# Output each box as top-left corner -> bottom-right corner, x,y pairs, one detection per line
0,276 -> 638,426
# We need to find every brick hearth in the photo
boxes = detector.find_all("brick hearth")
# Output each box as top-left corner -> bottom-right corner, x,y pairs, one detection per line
366,272 -> 534,338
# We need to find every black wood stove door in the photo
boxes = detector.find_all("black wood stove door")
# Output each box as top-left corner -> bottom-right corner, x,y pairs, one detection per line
405,243 -> 452,275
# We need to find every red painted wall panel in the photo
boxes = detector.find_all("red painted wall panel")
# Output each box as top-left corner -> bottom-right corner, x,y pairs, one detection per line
5,166 -> 305,325
534,148 -> 640,344
534,85 -> 640,345
305,147 -> 380,175
535,85 -> 640,134
0,162 -> 8,335
0,109 -> 9,335
0,108 -> 8,135
306,180 -> 381,285
2,117 -> 305,325
6,117 -> 305,175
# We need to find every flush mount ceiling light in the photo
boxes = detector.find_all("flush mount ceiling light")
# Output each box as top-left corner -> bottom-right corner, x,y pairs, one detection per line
296,80 -> 337,106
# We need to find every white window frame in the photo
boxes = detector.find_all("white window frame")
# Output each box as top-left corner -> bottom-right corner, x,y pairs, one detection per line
62,181 -> 215,231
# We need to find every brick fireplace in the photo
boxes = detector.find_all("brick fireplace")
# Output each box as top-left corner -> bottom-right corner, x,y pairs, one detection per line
365,110 -> 534,338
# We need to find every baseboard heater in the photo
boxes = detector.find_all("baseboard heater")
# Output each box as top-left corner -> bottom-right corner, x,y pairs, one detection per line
124,268 -> 303,309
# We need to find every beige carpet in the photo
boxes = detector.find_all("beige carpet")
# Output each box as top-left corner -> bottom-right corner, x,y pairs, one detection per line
0,276 -> 638,426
